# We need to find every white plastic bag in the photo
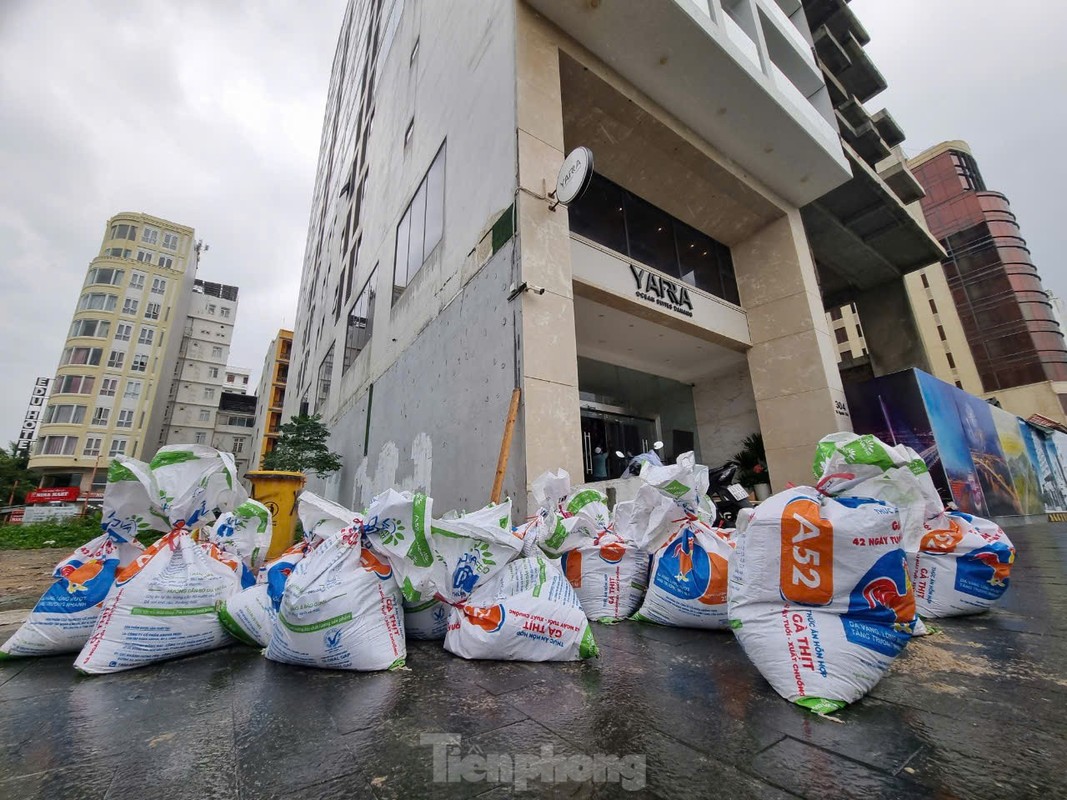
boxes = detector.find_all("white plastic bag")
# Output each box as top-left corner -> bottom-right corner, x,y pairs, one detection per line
813,433 -> 943,525
444,556 -> 598,661
0,459 -> 158,658
909,511 -> 1015,618
633,519 -> 733,629
559,532 -> 651,621
728,488 -> 917,712
74,446 -> 256,674
265,493 -> 405,670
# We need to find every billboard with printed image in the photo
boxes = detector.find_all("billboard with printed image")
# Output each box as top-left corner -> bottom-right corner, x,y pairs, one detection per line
846,368 -> 1066,517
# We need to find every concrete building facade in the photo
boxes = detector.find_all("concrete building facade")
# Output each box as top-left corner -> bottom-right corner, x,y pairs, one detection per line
250,329 -> 293,470
29,212 -> 198,494
212,391 -> 257,475
287,0 -> 947,514
159,280 -> 240,448
224,367 -> 252,395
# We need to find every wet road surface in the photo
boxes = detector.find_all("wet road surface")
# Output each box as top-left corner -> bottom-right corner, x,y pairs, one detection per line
1,523 -> 1064,799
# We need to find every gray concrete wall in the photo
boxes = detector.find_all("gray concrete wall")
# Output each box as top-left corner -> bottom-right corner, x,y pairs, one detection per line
309,242 -> 525,517
693,365 -> 760,468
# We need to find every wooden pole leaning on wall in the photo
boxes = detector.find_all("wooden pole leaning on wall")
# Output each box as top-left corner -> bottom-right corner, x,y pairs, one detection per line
491,388 -> 522,504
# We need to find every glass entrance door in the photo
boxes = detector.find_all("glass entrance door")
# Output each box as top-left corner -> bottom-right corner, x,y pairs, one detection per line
580,407 -> 658,482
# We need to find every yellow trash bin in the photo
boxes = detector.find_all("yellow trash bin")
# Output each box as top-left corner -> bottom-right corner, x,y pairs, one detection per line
245,471 -> 306,560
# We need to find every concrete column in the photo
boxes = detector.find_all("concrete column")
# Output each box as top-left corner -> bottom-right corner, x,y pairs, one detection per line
734,210 -> 852,489
515,6 -> 584,501
855,279 -> 932,376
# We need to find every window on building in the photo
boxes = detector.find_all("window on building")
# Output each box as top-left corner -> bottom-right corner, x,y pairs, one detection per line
151,277 -> 166,294
129,272 -> 146,290
144,302 -> 161,320
220,307 -> 230,318
208,366 -> 219,379
316,343 -> 334,411
122,298 -> 139,316
204,387 -> 215,400
228,416 -> 254,428
946,352 -> 956,370
199,409 -> 211,422
162,232 -> 179,251
130,354 -> 148,372
192,431 -> 206,444
69,318 -> 110,338
207,304 -> 216,315
86,267 -> 124,286
343,267 -> 377,372
105,247 -> 132,259
38,435 -> 78,456
829,306 -> 842,321
951,151 -> 987,192
107,351 -> 125,369
83,437 -> 102,457
138,327 -> 155,345
114,322 -> 133,342
124,380 -> 142,399
55,375 -> 94,395
136,250 -> 153,264
211,345 -> 223,359
158,255 -> 174,269
142,226 -> 159,244
44,404 -> 86,424
937,325 -> 947,342
855,324 -> 863,338
111,223 -> 137,241
99,378 -> 118,397
920,272 -> 930,289
116,409 -> 134,428
393,143 -> 445,298
78,292 -> 118,312
91,407 -> 109,426
928,298 -> 938,314
108,438 -> 127,457
62,347 -> 102,366
835,327 -> 849,344
567,173 -> 739,304
235,438 -> 247,454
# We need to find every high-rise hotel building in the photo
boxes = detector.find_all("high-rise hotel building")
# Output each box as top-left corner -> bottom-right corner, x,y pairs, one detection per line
29,213 -> 198,494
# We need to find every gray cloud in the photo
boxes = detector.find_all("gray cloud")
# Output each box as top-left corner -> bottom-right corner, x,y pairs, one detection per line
0,0 -> 346,442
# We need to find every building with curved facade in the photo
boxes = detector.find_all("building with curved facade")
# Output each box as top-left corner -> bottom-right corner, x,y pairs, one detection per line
28,212 -> 199,495
908,141 -> 1067,420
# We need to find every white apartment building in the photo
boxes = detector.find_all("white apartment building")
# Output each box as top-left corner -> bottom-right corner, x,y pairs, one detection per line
287,0 -> 939,514
224,366 -> 252,395
159,280 -> 239,448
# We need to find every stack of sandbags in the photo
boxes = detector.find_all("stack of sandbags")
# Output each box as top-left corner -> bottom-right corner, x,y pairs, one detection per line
75,446 -> 269,674
622,454 -> 734,630
522,471 -> 651,622
366,489 -> 597,661
813,432 -> 1016,619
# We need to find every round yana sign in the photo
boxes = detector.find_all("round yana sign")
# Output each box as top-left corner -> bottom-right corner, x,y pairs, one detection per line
555,146 -> 594,206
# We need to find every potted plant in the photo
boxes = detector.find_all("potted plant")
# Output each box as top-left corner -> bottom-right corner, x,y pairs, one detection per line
733,433 -> 771,501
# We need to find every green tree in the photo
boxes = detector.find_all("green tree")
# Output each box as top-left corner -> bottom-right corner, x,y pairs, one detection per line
0,442 -> 39,505
262,414 -> 342,476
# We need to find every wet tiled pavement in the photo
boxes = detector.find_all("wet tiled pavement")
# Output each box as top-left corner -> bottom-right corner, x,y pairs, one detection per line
1,523 -> 1065,799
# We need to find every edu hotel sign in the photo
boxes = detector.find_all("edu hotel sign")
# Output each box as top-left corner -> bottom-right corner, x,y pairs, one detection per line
17,376 -> 51,454
26,487 -> 80,504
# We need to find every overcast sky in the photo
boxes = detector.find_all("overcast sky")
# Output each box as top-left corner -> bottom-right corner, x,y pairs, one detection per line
1,0 -> 1064,444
